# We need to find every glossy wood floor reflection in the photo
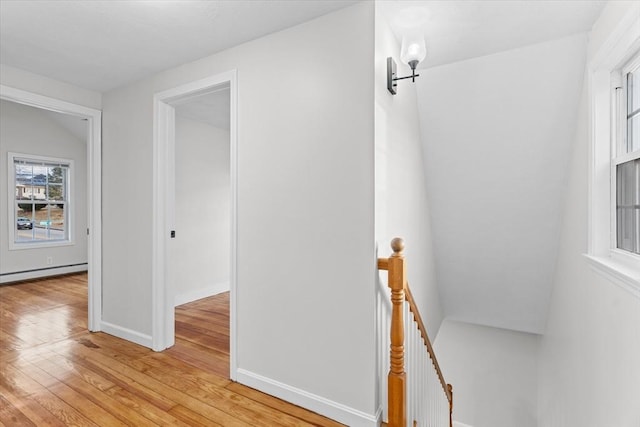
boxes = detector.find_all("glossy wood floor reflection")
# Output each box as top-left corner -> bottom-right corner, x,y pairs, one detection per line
0,273 -> 344,426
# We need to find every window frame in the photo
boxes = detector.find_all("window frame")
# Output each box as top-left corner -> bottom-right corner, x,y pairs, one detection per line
7,152 -> 75,250
611,55 -> 640,256
586,11 -> 640,296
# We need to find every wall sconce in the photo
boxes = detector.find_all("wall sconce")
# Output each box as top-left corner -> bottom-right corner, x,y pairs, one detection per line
387,34 -> 427,95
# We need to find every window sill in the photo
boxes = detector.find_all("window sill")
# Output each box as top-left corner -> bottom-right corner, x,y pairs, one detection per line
583,253 -> 640,298
9,239 -> 74,251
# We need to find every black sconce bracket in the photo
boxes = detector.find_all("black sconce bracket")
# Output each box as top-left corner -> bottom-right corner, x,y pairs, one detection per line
387,57 -> 420,95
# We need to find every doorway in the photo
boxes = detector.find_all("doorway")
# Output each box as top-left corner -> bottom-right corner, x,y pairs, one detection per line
171,86 -> 231,308
0,85 -> 102,331
152,71 -> 238,380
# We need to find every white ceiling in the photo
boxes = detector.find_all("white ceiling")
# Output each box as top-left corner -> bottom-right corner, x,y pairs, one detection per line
174,86 -> 230,130
43,108 -> 88,142
0,0 -> 358,92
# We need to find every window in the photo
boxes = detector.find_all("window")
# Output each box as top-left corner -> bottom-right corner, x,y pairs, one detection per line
585,13 -> 640,295
614,56 -> 640,255
8,153 -> 73,249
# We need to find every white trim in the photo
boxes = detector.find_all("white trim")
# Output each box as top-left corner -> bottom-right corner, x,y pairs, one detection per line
236,369 -> 380,427
229,72 -> 238,382
374,406 -> 383,425
0,85 -> 102,332
584,254 -> 640,298
152,70 -> 238,383
612,150 -> 640,166
100,321 -> 153,348
589,9 -> 640,71
8,152 -> 74,250
152,99 -> 174,351
0,264 -> 88,284
7,240 -> 75,250
174,281 -> 230,307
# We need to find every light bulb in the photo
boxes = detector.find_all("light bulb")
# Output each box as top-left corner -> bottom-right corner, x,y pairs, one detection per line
400,34 -> 426,70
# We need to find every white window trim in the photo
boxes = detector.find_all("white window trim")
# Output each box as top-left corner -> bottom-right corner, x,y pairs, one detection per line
611,56 -> 640,257
586,8 -> 640,295
7,152 -> 75,250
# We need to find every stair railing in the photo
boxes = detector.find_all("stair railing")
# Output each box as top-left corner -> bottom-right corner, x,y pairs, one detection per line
378,238 -> 453,427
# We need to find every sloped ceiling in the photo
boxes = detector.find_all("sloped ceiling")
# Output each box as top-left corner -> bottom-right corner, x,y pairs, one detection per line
1,99 -> 88,142
416,34 -> 587,334
379,1 -> 602,334
43,109 -> 88,142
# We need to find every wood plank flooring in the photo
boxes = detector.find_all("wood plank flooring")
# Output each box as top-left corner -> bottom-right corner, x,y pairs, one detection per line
0,274 -> 344,426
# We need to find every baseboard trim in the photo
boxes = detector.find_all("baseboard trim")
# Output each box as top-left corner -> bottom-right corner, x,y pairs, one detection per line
0,263 -> 88,284
374,405 -> 383,425
236,368 -> 379,427
100,321 -> 153,349
174,281 -> 230,307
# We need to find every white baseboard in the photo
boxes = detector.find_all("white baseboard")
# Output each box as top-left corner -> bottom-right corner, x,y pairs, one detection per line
0,263 -> 88,284
100,321 -> 153,349
236,369 -> 380,427
174,281 -> 229,307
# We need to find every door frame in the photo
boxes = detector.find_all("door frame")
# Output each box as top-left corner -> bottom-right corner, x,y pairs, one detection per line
151,70 -> 238,380
0,84 -> 103,331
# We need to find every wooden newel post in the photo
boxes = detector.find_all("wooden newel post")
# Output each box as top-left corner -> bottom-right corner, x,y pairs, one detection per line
388,238 -> 406,427
448,384 -> 453,427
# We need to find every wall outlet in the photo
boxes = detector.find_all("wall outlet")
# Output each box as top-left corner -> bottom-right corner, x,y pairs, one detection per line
46,256 -> 53,265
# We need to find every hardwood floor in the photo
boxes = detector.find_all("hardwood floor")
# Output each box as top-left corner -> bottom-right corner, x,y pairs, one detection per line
0,273 -> 344,426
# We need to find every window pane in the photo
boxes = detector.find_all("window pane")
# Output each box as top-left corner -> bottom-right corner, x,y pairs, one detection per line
15,205 -> 34,242
17,201 -> 34,213
50,204 -> 66,240
16,185 -> 30,200
48,166 -> 64,184
47,184 -> 65,201
628,113 -> 640,153
32,166 -> 47,185
616,158 -> 640,254
628,70 -> 640,115
15,164 -> 33,184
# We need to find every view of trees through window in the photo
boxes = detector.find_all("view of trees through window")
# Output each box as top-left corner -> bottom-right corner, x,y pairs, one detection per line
14,159 -> 69,243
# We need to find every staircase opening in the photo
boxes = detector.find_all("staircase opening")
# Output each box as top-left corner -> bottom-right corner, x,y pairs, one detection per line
378,238 -> 453,426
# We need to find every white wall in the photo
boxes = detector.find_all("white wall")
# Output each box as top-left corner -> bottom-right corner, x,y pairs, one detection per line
434,319 -> 539,427
537,4 -> 640,425
173,115 -> 230,305
0,99 -> 87,277
374,3 -> 442,336
101,2 -> 377,423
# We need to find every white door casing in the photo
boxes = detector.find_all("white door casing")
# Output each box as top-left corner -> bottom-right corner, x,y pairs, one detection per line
152,70 -> 238,380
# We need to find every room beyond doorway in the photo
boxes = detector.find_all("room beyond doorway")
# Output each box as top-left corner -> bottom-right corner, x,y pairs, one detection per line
0,85 -> 102,332
171,87 -> 231,308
